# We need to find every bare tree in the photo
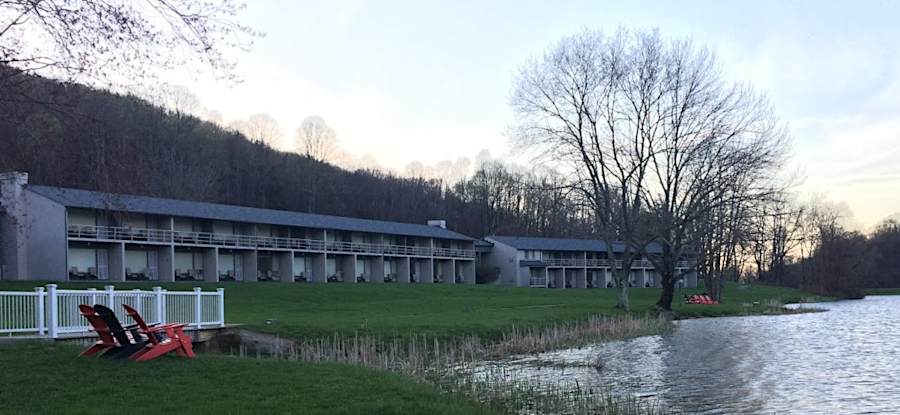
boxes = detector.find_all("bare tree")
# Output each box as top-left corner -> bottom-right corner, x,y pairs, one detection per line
434,159 -> 455,184
230,113 -> 284,148
0,0 -> 262,86
510,28 -> 654,309
450,157 -> 472,184
474,149 -> 494,168
633,30 -> 789,311
404,161 -> 427,178
345,153 -> 383,172
294,116 -> 339,162
748,195 -> 806,286
511,27 -> 790,311
139,83 -> 202,116
201,109 -> 225,127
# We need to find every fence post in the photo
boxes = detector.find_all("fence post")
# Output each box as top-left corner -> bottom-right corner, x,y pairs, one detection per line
217,288 -> 225,327
153,287 -> 164,325
34,287 -> 45,336
105,285 -> 115,308
47,284 -> 58,339
194,287 -> 202,328
133,289 -> 142,316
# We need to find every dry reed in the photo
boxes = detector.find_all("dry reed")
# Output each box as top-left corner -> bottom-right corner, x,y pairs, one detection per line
228,314 -> 677,414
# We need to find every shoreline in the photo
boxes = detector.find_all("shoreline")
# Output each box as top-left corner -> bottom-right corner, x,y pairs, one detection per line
1,281 -> 839,414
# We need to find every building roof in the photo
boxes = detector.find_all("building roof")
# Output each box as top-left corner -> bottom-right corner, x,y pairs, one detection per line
486,236 -> 662,254
474,239 -> 494,248
28,185 -> 474,241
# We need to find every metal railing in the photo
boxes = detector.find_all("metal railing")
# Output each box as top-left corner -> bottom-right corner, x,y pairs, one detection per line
539,258 -> 690,269
67,225 -> 475,259
543,259 -> 603,267
0,284 -> 224,338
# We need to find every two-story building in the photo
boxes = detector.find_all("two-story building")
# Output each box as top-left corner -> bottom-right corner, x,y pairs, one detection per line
483,236 -> 697,288
0,172 -> 476,283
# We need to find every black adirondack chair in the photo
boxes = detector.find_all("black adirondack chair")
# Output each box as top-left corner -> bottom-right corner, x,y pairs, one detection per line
92,304 -> 150,359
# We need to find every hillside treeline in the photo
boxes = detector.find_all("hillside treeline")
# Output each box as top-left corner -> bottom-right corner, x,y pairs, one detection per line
0,67 -> 593,240
4,68 -> 899,298
741,198 -> 900,298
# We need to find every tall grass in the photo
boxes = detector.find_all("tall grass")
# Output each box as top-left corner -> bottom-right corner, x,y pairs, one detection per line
738,298 -> 827,315
221,314 -> 678,415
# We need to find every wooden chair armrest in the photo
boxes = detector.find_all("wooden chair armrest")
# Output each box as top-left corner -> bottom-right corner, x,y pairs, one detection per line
125,322 -> 159,330
138,323 -> 187,334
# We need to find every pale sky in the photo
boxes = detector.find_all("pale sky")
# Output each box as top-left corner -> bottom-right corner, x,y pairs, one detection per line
165,0 -> 900,229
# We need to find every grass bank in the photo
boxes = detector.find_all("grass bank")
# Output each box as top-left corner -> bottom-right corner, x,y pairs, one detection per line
0,281 -> 821,342
0,281 -> 817,415
0,341 -> 499,415
0,341 -> 677,415
864,288 -> 900,296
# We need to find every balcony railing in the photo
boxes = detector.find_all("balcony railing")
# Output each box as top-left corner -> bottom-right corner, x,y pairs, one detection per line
67,225 -> 475,259
540,258 -> 691,269
543,259 -> 610,267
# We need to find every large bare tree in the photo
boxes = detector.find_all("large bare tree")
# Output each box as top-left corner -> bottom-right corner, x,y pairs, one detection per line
632,31 -> 789,311
510,27 -> 789,311
511,28 -> 656,309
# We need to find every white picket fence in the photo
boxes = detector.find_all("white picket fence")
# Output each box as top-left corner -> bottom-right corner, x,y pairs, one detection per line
0,285 -> 225,338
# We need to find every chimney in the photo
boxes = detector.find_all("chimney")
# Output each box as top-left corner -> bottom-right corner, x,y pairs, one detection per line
0,171 -> 28,188
0,171 -> 28,204
427,220 -> 447,229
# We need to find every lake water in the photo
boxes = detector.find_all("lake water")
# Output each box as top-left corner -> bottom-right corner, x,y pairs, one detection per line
494,296 -> 900,414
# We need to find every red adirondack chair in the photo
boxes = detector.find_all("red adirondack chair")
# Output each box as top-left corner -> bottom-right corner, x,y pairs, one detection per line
122,304 -> 195,361
79,305 -> 148,358
79,305 -> 118,357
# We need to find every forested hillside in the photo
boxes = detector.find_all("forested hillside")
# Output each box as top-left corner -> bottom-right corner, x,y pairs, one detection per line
5,65 -> 899,298
0,66 -> 593,239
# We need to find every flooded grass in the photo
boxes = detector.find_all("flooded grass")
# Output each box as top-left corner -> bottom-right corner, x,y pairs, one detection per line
735,298 -> 827,316
437,367 -> 682,415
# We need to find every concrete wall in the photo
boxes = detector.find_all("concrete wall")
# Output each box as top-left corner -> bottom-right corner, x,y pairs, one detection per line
483,238 -> 521,287
25,192 -> 68,281
278,252 -> 293,282
440,260 -> 454,284
108,243 -> 125,281
242,250 -> 258,282
370,256 -> 385,283
203,248 -> 218,282
458,260 -> 476,284
341,255 -> 357,283
311,253 -> 327,283
158,245 -> 175,282
396,257 -> 410,283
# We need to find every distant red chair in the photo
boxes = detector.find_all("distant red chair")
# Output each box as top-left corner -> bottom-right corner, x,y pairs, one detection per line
122,304 -> 195,361
686,295 -> 719,305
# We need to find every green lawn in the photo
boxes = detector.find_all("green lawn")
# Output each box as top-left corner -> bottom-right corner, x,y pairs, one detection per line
864,288 -> 900,296
0,341 -> 499,415
0,280 -> 821,341
0,282 -> 823,415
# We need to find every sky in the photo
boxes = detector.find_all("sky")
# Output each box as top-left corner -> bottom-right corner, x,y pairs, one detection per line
164,0 -> 900,230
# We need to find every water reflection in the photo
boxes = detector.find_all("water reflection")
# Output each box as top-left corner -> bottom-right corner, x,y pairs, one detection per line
492,296 -> 900,414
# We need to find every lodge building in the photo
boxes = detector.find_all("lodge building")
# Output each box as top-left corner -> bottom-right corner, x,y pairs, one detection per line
0,171 -> 696,288
0,172 -> 476,284
481,236 -> 697,289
